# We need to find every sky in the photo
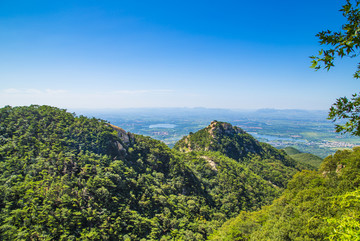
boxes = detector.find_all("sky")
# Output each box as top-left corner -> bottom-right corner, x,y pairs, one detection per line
1,0 -> 360,110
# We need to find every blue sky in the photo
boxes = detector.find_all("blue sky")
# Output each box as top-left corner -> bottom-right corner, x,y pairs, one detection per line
1,0 -> 359,110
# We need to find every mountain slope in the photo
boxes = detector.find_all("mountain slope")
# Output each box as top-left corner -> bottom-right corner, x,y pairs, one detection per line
283,146 -> 323,168
174,121 -> 263,159
0,105 -> 213,240
179,151 -> 281,218
174,121 -> 312,188
282,146 -> 302,155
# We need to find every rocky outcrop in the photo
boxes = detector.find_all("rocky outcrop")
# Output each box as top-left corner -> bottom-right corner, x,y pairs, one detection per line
108,124 -> 135,156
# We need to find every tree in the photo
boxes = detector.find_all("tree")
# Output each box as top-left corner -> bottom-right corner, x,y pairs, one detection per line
311,0 -> 360,136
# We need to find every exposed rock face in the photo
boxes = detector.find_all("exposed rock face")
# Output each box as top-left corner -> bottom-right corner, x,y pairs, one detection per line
336,163 -> 346,173
209,120 -> 246,137
200,155 -> 218,171
108,124 -> 132,144
108,124 -> 135,156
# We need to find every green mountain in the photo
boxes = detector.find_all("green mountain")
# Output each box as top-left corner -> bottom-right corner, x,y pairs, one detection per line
0,105 -> 209,240
283,146 -> 323,168
282,146 -> 302,155
174,121 -> 264,159
174,121 -> 312,188
0,106 -> 313,240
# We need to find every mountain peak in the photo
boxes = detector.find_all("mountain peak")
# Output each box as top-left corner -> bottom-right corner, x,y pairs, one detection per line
174,121 -> 262,160
209,120 -> 246,136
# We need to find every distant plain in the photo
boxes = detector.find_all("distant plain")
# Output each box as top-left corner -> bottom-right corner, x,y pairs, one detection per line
76,108 -> 360,158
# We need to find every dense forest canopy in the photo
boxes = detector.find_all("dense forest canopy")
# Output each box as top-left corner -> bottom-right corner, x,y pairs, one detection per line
209,147 -> 360,240
282,147 -> 323,168
0,105 -> 311,240
1,1 -> 359,240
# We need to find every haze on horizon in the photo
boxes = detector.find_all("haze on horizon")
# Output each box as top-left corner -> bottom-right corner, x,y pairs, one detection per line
1,0 -> 360,110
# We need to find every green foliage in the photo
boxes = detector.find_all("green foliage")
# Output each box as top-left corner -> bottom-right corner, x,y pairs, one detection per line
208,207 -> 270,241
327,190 -> 360,240
290,153 -> 322,168
311,0 -> 360,136
310,0 -> 360,78
283,147 -> 323,168
282,146 -> 302,155
181,151 -> 281,216
0,105 -> 215,240
210,147 -> 360,240
0,106 -> 299,240
328,93 -> 360,136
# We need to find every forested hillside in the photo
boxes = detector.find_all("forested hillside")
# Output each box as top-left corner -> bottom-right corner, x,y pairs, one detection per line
283,147 -> 323,168
0,106 -> 309,240
174,121 -> 313,188
209,148 -> 360,240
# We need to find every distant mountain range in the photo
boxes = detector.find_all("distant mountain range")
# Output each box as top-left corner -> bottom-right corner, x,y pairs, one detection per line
74,107 -> 329,121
